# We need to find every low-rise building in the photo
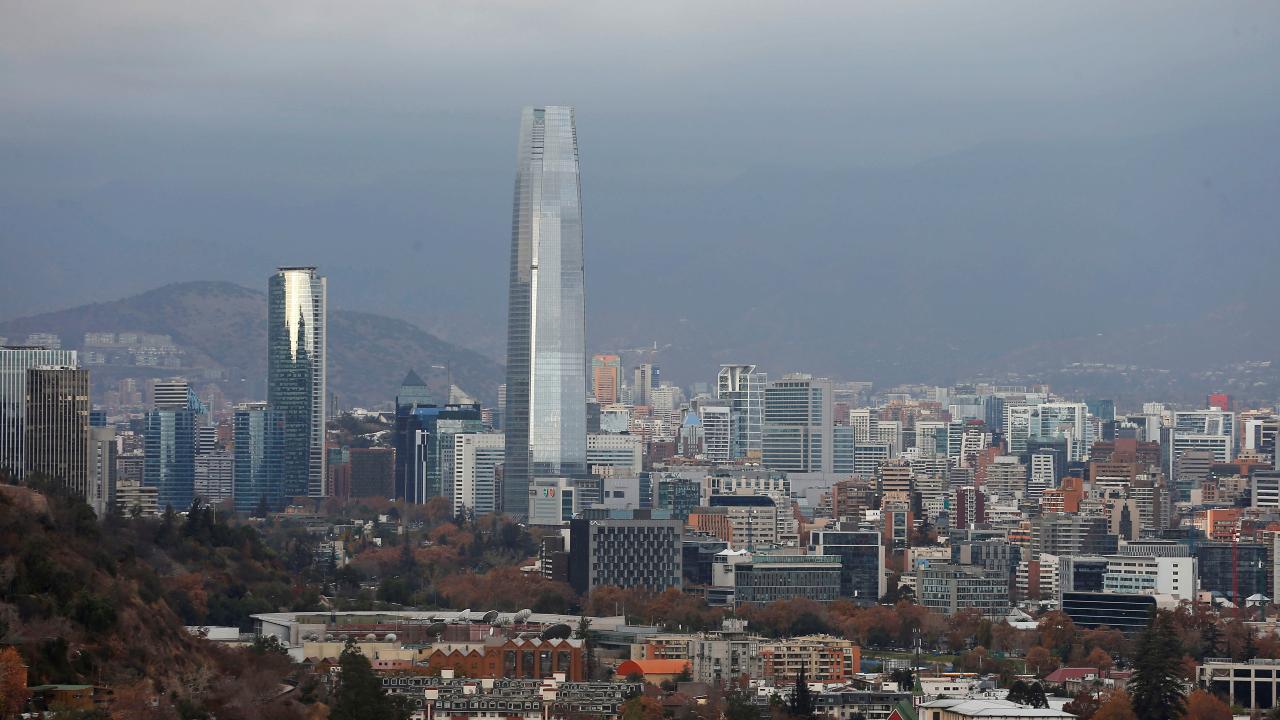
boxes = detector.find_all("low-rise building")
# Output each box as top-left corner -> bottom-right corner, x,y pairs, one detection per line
759,635 -> 862,684
917,563 -> 1009,618
1198,657 -> 1280,712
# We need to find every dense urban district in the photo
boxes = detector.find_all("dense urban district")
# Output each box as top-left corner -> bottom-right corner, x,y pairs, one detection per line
2,107 -> 1279,720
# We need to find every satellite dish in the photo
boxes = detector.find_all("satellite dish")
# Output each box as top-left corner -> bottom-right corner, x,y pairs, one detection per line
513,609 -> 532,623
426,622 -> 447,637
456,609 -> 472,622
481,610 -> 500,624
539,623 -> 572,641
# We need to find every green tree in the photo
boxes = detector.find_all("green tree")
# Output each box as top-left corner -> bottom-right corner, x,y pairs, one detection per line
1129,611 -> 1186,720
330,639 -> 395,720
788,665 -> 816,719
1007,679 -> 1049,708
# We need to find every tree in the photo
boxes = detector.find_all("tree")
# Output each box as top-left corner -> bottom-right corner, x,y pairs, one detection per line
1183,690 -> 1231,720
1062,691 -> 1101,720
1094,690 -> 1139,720
889,668 -> 914,692
788,666 -> 816,720
330,639 -> 396,720
1006,680 -> 1048,709
1026,645 -> 1058,676
0,646 -> 31,719
724,681 -> 762,720
1085,646 -> 1114,672
1129,611 -> 1186,720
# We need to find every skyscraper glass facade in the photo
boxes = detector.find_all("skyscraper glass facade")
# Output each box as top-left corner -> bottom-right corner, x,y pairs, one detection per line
144,408 -> 196,511
234,403 -> 285,513
504,106 -> 587,518
268,267 -> 327,499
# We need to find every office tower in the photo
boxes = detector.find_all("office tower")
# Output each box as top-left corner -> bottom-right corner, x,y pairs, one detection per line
503,106 -> 588,518
917,563 -> 1009,617
1003,405 -> 1032,455
567,514 -> 683,595
1,346 -> 78,478
233,402 -> 284,513
591,354 -> 622,404
453,432 -> 505,516
698,403 -> 732,463
1169,409 -> 1235,467
1032,514 -> 1118,556
717,364 -> 765,460
586,432 -> 643,477
811,530 -> 885,603
23,367 -> 91,497
348,448 -> 395,498
1031,402 -> 1092,462
144,405 -> 196,511
393,370 -> 433,501
403,403 -> 484,503
632,363 -> 656,406
762,374 -> 833,473
268,266 -> 327,499
833,425 -> 856,474
153,378 -> 195,409
89,426 -> 116,516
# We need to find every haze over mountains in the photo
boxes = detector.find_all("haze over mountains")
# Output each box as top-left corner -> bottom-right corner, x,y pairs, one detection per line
3,121 -> 1278,407
0,282 -> 503,408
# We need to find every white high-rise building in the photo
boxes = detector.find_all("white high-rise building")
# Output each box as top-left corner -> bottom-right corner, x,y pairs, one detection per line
1170,409 -> 1235,465
717,364 -> 766,460
698,404 -> 733,463
453,433 -> 505,516
1103,555 -> 1198,602
586,432 -> 643,477
1032,403 -> 1091,462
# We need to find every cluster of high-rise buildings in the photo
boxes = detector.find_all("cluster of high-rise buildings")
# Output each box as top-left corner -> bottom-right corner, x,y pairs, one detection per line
0,267 -> 328,516
6,105 -> 1280,633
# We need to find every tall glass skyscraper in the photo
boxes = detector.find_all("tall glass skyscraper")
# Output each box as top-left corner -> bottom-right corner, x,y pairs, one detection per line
268,267 -> 327,499
503,106 -> 588,518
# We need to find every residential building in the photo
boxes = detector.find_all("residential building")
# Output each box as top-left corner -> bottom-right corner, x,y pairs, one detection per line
917,563 -> 1009,618
194,449 -> 234,506
586,432 -> 643,477
760,635 -> 862,684
453,432 -> 505,516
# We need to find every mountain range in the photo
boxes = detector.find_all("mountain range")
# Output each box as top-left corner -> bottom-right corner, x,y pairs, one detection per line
0,282 -> 504,408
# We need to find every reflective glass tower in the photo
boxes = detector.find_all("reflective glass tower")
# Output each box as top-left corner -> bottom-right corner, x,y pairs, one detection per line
268,267 -> 327,499
503,106 -> 587,518
233,402 -> 285,513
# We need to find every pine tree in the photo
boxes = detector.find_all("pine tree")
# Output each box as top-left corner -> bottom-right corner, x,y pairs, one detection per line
788,665 -> 816,719
1129,611 -> 1186,720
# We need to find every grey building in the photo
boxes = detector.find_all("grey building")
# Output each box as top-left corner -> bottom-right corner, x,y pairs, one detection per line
1199,658 -> 1280,712
730,555 -> 842,604
1032,513 -> 1119,556
267,266 -> 327,499
568,514 -> 682,594
503,106 -> 588,518
918,562 -> 1010,618
762,374 -> 833,473
0,346 -> 77,478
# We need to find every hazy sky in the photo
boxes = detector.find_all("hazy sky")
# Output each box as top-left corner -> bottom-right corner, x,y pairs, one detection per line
3,1 -> 1278,383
